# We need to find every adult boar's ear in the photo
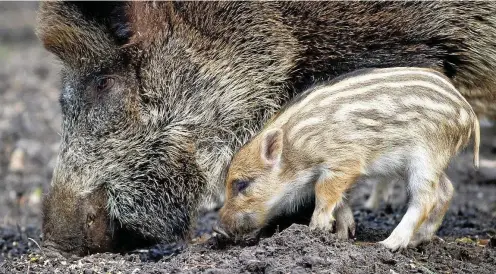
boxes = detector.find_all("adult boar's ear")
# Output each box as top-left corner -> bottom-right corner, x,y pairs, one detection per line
124,1 -> 175,47
66,2 -> 134,44
260,128 -> 284,167
35,2 -> 134,65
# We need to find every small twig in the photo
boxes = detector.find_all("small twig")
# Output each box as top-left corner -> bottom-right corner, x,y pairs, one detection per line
417,264 -> 435,274
186,263 -> 216,268
28,238 -> 45,256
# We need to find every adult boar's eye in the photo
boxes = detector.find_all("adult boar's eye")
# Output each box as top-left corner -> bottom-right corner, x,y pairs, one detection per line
95,76 -> 115,92
233,179 -> 250,194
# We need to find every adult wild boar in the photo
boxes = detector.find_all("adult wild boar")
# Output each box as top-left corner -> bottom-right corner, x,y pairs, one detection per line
36,2 -> 496,256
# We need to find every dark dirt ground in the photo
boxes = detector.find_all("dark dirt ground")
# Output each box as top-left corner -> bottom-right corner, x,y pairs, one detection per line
1,3 -> 496,274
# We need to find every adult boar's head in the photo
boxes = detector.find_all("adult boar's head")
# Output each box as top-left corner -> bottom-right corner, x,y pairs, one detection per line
37,2 -> 205,256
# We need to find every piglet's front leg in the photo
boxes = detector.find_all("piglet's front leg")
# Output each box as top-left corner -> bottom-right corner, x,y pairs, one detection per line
309,172 -> 358,238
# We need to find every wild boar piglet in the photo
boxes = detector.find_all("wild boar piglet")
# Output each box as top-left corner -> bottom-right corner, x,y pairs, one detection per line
217,67 -> 480,250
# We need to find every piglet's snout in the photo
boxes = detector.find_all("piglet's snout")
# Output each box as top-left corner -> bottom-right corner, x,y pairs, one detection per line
212,223 -> 232,238
216,207 -> 235,237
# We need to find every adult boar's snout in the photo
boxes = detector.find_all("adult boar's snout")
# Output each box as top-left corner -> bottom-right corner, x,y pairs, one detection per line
42,240 -> 81,260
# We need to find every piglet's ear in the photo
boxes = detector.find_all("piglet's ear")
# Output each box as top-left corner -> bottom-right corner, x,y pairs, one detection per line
261,128 -> 283,167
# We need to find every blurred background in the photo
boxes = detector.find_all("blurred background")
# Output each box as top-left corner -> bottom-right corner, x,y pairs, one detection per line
0,1 -> 495,266
0,2 -> 61,260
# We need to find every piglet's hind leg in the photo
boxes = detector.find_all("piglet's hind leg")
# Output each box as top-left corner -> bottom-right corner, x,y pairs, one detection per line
379,155 -> 439,251
409,173 -> 453,247
364,178 -> 393,210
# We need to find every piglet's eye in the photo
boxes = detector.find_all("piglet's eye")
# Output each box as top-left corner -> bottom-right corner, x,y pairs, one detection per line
95,77 -> 115,92
233,179 -> 250,193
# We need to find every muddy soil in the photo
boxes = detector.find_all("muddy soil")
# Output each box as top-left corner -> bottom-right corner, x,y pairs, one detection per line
1,3 -> 495,274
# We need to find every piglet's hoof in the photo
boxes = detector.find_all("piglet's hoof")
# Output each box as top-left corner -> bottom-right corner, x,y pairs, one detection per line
334,222 -> 356,240
309,213 -> 335,232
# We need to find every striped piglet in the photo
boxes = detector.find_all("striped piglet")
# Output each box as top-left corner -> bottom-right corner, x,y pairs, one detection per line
216,67 -> 480,250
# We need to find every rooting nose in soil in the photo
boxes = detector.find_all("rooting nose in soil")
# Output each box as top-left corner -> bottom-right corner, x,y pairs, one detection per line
213,224 -> 232,239
43,241 -> 80,261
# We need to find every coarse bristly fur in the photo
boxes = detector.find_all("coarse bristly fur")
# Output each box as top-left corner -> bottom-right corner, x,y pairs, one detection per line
36,1 -> 495,256
219,67 -> 480,251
